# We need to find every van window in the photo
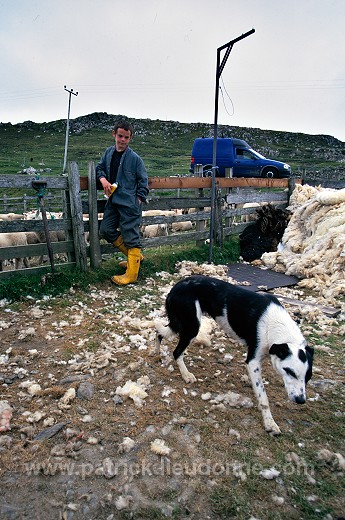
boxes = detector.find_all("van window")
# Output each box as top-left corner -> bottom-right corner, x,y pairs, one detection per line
236,149 -> 256,160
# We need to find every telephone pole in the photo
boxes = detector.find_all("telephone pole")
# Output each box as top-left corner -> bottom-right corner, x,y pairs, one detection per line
62,86 -> 78,174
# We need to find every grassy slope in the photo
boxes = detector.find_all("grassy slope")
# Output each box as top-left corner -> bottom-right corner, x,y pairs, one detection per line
1,113 -> 345,179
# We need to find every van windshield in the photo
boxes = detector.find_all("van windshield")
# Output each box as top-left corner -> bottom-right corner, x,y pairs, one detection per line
235,148 -> 266,160
249,148 -> 266,159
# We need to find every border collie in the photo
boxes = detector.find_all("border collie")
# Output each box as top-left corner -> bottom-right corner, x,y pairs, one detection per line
156,275 -> 314,435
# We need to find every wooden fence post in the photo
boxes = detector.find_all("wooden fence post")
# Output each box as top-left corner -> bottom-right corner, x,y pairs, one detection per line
288,177 -> 296,203
215,185 -> 224,246
88,161 -> 102,268
68,162 -> 87,271
224,167 -> 233,231
195,164 -> 205,247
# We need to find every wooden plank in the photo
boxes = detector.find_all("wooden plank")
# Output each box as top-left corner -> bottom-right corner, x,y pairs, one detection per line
223,223 -> 248,235
0,241 -> 75,260
149,177 -> 294,189
79,176 -> 88,190
87,162 -> 102,268
0,219 -> 72,233
68,163 -> 87,272
142,211 -> 211,226
79,175 -> 301,191
260,292 -> 341,318
142,231 -> 209,247
0,174 -> 68,190
0,262 -> 76,280
146,197 -> 211,210
226,191 -> 288,204
100,230 -> 210,252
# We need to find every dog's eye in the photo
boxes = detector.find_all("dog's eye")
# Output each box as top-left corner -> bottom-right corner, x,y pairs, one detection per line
284,368 -> 297,379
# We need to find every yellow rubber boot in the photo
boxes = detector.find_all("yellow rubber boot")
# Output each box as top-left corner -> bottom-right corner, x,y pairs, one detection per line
113,236 -> 144,269
118,254 -> 144,269
111,248 -> 141,285
113,235 -> 128,256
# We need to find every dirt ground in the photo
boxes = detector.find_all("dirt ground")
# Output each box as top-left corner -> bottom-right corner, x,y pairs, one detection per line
0,264 -> 344,520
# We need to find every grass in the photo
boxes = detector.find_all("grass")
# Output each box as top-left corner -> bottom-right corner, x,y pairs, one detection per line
1,114 -> 344,183
0,238 -> 240,302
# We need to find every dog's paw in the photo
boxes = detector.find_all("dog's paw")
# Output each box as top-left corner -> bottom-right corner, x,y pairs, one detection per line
265,421 -> 281,436
182,372 -> 197,384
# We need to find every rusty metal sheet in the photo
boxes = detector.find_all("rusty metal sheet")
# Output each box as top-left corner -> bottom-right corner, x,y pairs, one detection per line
228,263 -> 299,292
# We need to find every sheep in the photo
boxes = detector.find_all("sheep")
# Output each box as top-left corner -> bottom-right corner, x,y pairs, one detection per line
239,204 -> 290,261
142,224 -> 168,238
142,210 -> 177,217
0,213 -> 24,221
241,202 -> 261,222
24,230 -> 67,266
170,221 -> 193,232
238,202 -> 272,223
0,232 -> 29,270
182,208 -> 197,215
23,210 -> 63,220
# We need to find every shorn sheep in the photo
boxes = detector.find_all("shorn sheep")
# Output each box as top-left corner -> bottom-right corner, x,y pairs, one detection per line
0,232 -> 29,271
142,224 -> 168,238
171,221 -> 193,232
0,213 -> 24,221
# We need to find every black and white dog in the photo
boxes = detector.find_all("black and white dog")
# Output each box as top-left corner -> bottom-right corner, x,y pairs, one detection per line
156,275 -> 314,435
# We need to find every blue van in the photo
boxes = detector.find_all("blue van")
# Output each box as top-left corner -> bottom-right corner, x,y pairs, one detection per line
190,137 -> 291,178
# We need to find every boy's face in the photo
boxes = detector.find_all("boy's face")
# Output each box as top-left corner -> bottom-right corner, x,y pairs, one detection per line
112,127 -> 132,152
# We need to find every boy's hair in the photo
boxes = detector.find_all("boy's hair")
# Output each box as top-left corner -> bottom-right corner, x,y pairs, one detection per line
113,120 -> 134,136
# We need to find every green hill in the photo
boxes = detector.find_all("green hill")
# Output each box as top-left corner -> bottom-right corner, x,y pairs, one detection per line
1,112 -> 344,181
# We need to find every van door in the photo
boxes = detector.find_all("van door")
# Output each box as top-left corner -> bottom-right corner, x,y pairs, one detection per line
233,148 -> 261,177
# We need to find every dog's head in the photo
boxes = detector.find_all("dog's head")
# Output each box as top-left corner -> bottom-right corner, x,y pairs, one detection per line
269,342 -> 314,404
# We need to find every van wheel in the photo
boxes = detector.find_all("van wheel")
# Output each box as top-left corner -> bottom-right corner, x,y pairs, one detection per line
261,168 -> 278,179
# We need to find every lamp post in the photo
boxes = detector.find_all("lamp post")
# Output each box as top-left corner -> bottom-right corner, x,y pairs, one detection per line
208,29 -> 255,262
62,86 -> 78,174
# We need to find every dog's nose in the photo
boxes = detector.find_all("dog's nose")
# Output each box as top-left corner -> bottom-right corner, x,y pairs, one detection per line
294,395 -> 306,404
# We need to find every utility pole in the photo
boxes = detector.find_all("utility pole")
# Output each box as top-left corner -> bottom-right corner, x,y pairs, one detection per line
62,86 -> 78,174
208,28 -> 255,263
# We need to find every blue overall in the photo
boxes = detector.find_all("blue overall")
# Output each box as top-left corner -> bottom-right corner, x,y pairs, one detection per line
96,146 -> 149,248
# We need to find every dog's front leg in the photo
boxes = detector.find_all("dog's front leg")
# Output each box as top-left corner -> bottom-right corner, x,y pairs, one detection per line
176,354 -> 197,383
247,358 -> 281,435
155,332 -> 162,355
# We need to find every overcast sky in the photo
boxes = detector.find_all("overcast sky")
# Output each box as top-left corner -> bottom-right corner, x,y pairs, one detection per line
1,0 -> 344,141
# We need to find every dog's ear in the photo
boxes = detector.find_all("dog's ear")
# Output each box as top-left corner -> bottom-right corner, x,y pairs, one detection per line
306,345 -> 314,361
305,346 -> 314,383
269,343 -> 291,360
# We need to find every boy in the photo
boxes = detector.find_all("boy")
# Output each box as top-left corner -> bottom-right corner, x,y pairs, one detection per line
96,120 -> 149,285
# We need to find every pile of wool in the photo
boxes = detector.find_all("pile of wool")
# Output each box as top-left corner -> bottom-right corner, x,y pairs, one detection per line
261,185 -> 345,300
115,376 -> 150,407
176,261 -> 232,281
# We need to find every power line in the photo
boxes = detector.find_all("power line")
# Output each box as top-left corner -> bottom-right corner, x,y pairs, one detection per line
0,79 -> 344,102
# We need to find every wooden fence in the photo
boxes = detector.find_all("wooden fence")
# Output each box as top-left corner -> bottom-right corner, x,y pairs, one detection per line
0,164 -> 298,279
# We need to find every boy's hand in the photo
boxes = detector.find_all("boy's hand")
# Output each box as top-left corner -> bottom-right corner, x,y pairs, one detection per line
100,177 -> 113,197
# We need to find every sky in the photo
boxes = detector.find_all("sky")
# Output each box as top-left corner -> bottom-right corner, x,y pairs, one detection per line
1,0 -> 345,142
